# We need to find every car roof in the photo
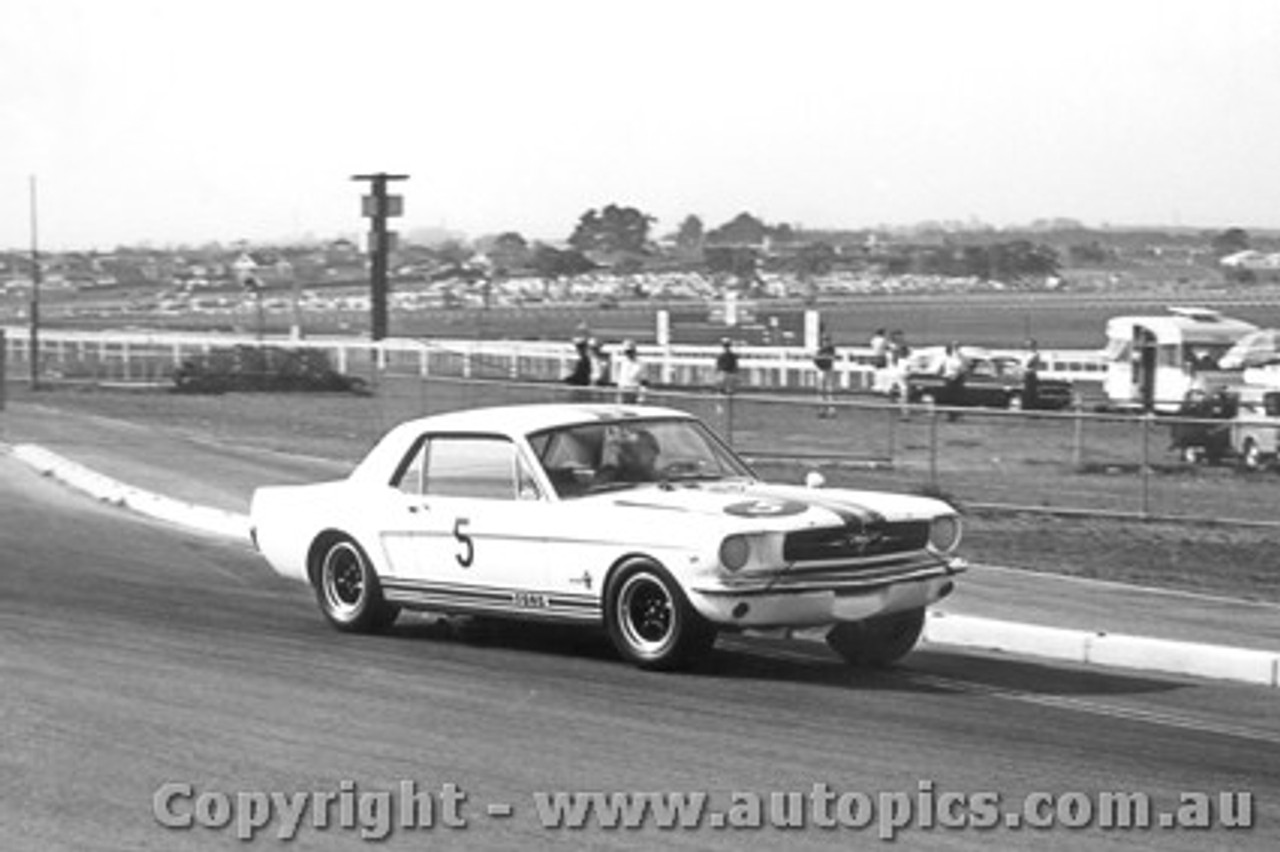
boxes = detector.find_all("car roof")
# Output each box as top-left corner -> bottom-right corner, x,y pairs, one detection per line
349,403 -> 699,486
1105,310 -> 1258,344
390,403 -> 695,438
907,345 -> 993,362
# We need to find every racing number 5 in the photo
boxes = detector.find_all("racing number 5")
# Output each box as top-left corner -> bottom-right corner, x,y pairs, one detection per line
453,517 -> 474,568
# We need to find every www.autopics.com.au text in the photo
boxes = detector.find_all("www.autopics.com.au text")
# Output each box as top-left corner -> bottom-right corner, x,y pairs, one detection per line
152,779 -> 1255,841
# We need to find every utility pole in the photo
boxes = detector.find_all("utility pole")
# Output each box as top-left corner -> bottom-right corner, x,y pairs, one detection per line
28,175 -> 41,390
351,172 -> 407,341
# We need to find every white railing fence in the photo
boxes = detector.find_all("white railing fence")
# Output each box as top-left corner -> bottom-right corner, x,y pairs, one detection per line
1,326 -> 1107,391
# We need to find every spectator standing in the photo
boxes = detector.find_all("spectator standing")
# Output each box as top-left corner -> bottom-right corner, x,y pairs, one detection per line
715,338 -> 740,395
940,342 -> 967,419
590,338 -> 612,389
869,328 -> 889,368
564,336 -> 593,401
614,340 -> 648,404
869,328 -> 891,394
1021,338 -> 1043,409
813,333 -> 838,418
888,329 -> 910,365
888,329 -> 912,415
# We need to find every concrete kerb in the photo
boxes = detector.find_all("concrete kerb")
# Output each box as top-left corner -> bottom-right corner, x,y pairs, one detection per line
924,611 -> 1280,689
8,443 -> 252,543
5,442 -> 1277,689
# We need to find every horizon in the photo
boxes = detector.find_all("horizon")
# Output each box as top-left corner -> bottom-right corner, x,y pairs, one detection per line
5,0 -> 1280,252
6,214 -> 1278,256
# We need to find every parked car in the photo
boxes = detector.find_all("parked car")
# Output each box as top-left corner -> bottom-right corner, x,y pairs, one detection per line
1169,389 -> 1237,463
1168,385 -> 1280,470
900,347 -> 1073,411
249,404 -> 966,670
172,345 -> 368,394
1230,386 -> 1280,470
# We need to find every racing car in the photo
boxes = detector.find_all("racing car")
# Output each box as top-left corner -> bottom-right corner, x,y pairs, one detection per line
250,404 -> 966,670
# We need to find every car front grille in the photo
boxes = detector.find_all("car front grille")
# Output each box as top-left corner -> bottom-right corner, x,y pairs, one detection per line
783,520 -> 930,562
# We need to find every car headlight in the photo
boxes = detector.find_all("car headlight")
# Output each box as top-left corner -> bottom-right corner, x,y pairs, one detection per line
928,515 -> 962,553
719,535 -> 751,572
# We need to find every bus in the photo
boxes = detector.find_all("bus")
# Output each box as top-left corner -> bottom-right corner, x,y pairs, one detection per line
1102,306 -> 1257,412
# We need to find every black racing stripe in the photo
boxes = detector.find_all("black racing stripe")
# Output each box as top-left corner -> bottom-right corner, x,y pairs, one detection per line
383,580 -> 598,610
384,590 -> 601,621
800,493 -> 887,528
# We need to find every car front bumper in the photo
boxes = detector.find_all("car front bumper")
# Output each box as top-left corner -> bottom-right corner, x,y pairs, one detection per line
688,555 -> 964,628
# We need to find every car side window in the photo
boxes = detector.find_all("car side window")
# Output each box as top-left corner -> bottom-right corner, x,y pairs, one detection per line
392,436 -> 428,495
423,436 -> 521,500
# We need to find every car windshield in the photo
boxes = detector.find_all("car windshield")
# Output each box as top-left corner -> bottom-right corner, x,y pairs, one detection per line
976,357 -> 1022,378
528,417 -> 755,498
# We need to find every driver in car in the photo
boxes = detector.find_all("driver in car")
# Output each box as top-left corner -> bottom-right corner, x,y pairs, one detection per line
597,428 -> 661,484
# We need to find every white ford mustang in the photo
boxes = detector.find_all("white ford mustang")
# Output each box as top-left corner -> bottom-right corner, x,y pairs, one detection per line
250,404 -> 965,670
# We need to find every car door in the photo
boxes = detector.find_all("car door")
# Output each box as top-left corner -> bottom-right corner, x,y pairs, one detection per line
379,432 -> 559,617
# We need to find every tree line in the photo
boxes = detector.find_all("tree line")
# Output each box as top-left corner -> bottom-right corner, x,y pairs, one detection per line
427,204 -> 1263,286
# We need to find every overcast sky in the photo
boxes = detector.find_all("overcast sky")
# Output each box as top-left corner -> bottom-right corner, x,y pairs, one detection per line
4,0 -> 1280,250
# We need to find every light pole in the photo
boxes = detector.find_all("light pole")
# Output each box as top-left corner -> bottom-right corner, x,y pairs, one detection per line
247,276 -> 265,341
277,257 -> 300,340
232,251 -> 264,341
28,175 -> 41,390
351,172 -> 407,341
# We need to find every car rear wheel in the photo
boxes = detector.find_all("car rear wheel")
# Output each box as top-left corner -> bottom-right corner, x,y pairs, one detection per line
315,537 -> 398,633
605,561 -> 716,670
826,607 -> 926,668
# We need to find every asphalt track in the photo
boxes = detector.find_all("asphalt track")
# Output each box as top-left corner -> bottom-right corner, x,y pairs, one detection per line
2,457 -> 1278,850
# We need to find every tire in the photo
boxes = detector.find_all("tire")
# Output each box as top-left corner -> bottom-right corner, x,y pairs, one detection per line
605,561 -> 716,671
315,537 -> 398,633
825,607 -> 926,668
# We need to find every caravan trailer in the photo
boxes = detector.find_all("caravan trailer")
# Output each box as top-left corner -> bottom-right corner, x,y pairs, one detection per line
1102,307 -> 1257,412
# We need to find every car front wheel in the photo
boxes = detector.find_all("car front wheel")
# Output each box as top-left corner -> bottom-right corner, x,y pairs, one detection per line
826,607 -> 926,668
605,561 -> 716,670
315,537 -> 398,633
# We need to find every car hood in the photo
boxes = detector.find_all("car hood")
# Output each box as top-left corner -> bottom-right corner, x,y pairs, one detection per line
588,480 -> 952,530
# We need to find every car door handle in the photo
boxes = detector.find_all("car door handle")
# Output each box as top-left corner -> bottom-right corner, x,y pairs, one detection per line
408,503 -> 431,514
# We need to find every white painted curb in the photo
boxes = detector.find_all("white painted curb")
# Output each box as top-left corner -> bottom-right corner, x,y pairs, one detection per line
924,611 -> 1280,688
9,443 -> 252,544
